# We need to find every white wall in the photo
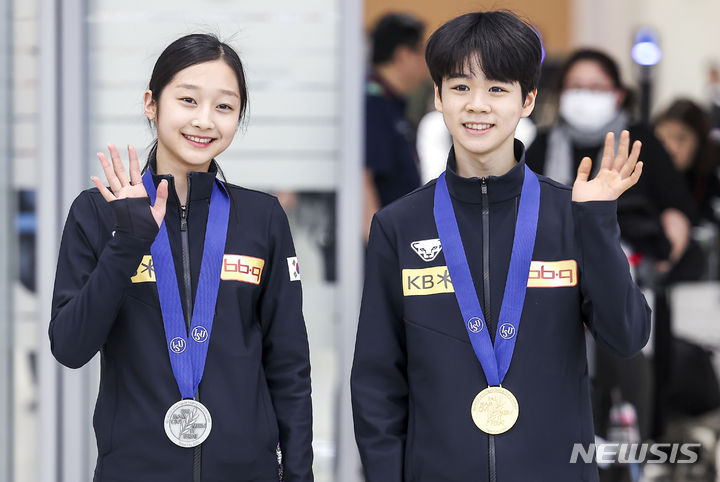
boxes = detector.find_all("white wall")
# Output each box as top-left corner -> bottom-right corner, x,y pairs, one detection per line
636,0 -> 720,114
572,0 -> 720,116
87,0 -> 340,191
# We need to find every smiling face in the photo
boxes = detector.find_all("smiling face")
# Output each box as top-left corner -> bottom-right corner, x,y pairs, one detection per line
434,64 -> 536,177
144,59 -> 242,174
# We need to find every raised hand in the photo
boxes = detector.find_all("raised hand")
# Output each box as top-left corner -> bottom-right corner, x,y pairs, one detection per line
571,130 -> 643,202
91,143 -> 168,227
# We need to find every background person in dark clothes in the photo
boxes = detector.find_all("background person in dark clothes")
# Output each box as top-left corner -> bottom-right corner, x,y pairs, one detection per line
525,49 -> 702,481
654,99 -> 720,228
655,99 -> 720,280
526,49 -> 698,274
364,13 -> 428,241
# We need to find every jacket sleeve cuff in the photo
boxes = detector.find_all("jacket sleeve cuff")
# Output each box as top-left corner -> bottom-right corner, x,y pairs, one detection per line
571,199 -> 617,215
110,197 -> 159,241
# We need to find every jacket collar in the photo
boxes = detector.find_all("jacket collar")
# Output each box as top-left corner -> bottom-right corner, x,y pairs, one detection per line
445,139 -> 527,204
147,154 -> 219,204
367,70 -> 405,106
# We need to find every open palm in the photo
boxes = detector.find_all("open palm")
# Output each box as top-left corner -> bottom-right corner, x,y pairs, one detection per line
572,130 -> 643,202
91,143 -> 168,227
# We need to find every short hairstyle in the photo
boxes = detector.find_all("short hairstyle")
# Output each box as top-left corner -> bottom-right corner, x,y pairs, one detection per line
425,10 -> 542,100
370,13 -> 425,66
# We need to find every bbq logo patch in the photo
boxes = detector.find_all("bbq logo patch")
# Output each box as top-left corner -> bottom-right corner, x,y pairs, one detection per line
221,255 -> 265,285
402,260 -> 578,296
527,260 -> 577,287
131,254 -> 265,285
411,238 -> 443,262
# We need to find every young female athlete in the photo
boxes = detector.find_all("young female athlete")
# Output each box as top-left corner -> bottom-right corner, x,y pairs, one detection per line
49,34 -> 314,482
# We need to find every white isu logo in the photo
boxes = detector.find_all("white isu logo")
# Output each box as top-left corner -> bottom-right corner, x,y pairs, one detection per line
191,326 -> 208,343
467,317 -> 484,333
499,323 -> 516,339
169,337 -> 186,354
411,239 -> 443,262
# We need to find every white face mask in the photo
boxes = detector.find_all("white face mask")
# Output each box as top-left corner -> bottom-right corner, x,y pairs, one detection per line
559,89 -> 619,132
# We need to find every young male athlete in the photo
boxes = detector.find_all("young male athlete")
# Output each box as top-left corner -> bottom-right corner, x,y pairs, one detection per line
351,11 -> 651,481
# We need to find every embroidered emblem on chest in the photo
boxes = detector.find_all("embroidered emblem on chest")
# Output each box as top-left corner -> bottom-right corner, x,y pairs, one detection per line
411,238 -> 443,262
401,260 -> 578,296
527,260 -> 577,287
131,254 -> 266,285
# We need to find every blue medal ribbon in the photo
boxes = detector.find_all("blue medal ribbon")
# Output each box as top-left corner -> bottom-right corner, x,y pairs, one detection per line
142,170 -> 230,399
433,165 -> 540,386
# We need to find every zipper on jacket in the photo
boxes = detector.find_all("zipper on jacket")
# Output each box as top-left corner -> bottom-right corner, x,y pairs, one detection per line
178,176 -> 203,482
179,204 -> 192,334
480,179 -> 492,337
480,178 -> 497,482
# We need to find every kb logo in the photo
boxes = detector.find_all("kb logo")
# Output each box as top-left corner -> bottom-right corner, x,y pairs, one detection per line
191,326 -> 209,343
467,317 -> 484,334
499,323 -> 516,340
170,337 -> 186,354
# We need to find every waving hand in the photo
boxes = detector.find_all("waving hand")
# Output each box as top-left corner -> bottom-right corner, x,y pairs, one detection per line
572,130 -> 643,202
91,144 -> 168,227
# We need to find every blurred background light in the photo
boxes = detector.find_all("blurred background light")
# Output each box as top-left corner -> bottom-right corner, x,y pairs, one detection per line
632,28 -> 662,66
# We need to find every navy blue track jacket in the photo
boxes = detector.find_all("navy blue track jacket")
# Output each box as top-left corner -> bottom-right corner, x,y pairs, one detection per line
365,72 -> 421,207
351,142 -> 651,481
50,161 -> 313,481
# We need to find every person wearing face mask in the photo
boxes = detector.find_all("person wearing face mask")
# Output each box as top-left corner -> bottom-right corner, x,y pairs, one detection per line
526,49 -> 701,456
527,49 -> 698,275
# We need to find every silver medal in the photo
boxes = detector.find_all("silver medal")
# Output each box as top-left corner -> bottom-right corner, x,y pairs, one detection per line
164,399 -> 212,448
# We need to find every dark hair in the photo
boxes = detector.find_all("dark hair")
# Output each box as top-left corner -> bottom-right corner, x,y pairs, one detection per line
371,13 -> 425,65
554,48 -> 635,111
425,10 -> 542,100
146,33 -> 248,162
654,98 -> 718,175
556,48 -> 623,91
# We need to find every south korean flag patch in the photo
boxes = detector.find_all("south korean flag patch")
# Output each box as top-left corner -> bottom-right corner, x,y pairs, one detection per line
287,257 -> 301,281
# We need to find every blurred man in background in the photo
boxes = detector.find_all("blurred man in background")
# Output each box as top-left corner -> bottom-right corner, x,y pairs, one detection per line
364,13 -> 428,241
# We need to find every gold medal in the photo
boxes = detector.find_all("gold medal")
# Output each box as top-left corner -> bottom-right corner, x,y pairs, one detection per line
471,386 -> 519,434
